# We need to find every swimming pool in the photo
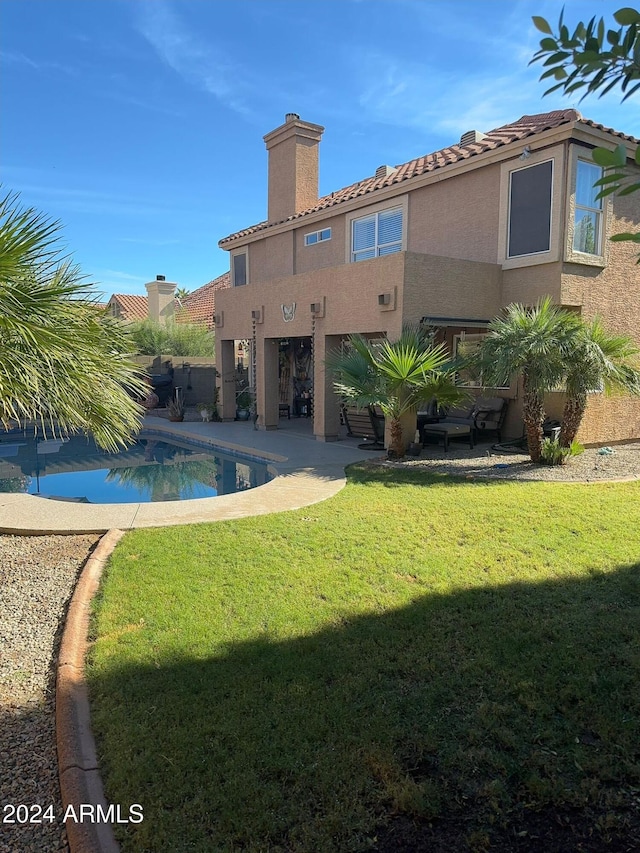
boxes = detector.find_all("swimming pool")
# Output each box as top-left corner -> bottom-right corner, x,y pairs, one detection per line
0,430 -> 273,504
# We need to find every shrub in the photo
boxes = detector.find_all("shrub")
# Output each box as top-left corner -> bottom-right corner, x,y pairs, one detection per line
540,439 -> 584,466
129,319 -> 214,357
540,438 -> 570,466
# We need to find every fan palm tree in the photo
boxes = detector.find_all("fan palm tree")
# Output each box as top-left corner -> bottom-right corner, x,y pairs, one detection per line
327,325 -> 464,458
0,191 -> 148,450
477,298 -> 581,463
560,317 -> 640,445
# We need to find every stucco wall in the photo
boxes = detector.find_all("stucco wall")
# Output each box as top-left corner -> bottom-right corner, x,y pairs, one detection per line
215,251 -> 406,343
267,133 -> 321,223
562,188 -> 640,336
294,214 -> 347,274
562,178 -> 640,444
501,262 -> 563,306
407,164 -> 501,263
402,252 -> 502,324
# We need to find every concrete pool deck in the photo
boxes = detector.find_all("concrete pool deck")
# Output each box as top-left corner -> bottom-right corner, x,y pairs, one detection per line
0,416 -> 385,534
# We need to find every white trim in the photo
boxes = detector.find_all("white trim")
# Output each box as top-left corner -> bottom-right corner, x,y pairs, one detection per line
304,227 -> 331,246
231,249 -> 248,286
564,147 -> 609,267
345,196 -> 408,264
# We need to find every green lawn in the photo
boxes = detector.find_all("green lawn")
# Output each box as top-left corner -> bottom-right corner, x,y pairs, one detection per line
87,464 -> 640,852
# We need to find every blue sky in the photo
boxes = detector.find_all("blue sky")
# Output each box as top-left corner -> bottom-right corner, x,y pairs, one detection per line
2,0 -> 637,298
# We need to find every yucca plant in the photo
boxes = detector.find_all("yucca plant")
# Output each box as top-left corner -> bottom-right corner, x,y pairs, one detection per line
327,325 -> 464,458
167,391 -> 185,421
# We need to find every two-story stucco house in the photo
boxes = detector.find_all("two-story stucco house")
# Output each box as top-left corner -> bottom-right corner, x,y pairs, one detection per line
215,110 -> 640,444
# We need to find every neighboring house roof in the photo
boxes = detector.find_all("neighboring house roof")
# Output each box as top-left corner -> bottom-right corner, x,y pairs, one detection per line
178,271 -> 230,330
219,109 -> 638,246
108,272 -> 230,329
108,293 -> 149,321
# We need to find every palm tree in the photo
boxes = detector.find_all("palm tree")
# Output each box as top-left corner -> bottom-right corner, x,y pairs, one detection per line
477,298 -> 580,463
0,191 -> 148,450
327,325 -> 463,458
175,286 -> 190,306
560,317 -> 640,445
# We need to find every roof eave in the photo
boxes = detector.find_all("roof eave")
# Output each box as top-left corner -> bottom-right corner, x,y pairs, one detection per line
219,120 -> 592,251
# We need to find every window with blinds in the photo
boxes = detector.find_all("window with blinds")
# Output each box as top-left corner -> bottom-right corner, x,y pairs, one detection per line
351,207 -> 403,262
573,160 -> 602,255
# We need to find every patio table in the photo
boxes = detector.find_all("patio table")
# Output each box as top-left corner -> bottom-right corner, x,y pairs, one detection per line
422,422 -> 474,452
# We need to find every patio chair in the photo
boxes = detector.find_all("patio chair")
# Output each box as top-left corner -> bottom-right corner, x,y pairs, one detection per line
341,404 -> 385,449
472,397 -> 508,443
431,397 -> 508,444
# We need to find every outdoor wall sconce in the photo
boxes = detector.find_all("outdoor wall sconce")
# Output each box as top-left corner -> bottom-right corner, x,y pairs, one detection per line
214,312 -> 224,327
519,145 -> 532,161
309,297 -> 325,318
251,307 -> 264,323
378,293 -> 391,305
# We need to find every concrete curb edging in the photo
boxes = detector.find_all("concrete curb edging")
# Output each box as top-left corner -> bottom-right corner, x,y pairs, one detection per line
57,528 -> 126,853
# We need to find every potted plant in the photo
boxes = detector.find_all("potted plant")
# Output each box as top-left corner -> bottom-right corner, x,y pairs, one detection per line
236,390 -> 252,421
167,392 -> 185,422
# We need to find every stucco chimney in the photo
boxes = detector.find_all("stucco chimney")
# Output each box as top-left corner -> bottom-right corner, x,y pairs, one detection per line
263,114 -> 325,223
145,277 -> 176,324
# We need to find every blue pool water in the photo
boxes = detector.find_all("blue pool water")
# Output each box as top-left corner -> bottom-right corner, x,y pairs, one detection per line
0,431 -> 272,504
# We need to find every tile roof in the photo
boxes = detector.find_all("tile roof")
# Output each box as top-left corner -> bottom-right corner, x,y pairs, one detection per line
178,271 -> 230,330
219,109 -> 638,246
109,293 -> 148,321
108,272 -> 230,328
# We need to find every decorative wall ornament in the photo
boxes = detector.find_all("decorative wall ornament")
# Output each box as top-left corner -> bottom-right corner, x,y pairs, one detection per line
282,303 -> 296,322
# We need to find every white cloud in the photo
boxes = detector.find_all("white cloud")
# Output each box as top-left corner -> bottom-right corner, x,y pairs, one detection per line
3,177 -> 170,219
354,50 -> 541,139
351,41 -> 637,147
134,0 -> 252,116
98,269 -> 147,283
0,50 -> 74,75
0,50 -> 39,69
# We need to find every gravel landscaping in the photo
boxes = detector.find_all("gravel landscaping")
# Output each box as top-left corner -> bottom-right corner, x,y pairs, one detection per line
381,439 -> 640,482
0,534 -> 99,853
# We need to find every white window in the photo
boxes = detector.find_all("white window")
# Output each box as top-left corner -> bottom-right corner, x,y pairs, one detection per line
351,207 -> 403,262
573,160 -> 603,255
507,160 -> 553,258
231,251 -> 247,287
304,228 -> 331,246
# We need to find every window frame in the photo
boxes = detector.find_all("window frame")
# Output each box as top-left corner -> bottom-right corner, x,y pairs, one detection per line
454,333 -> 511,390
564,145 -> 610,268
348,202 -> 405,263
231,250 -> 248,287
304,227 -> 331,247
572,159 -> 603,256
506,159 -> 554,260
